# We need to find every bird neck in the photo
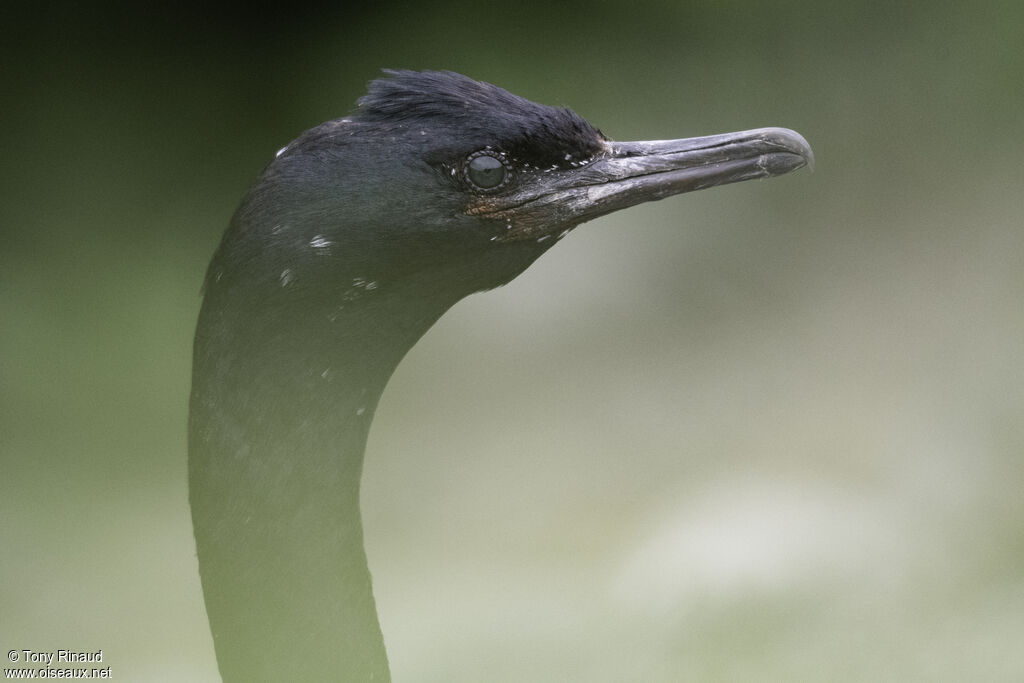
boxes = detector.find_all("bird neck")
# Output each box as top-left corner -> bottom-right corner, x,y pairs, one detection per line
189,269 -> 456,682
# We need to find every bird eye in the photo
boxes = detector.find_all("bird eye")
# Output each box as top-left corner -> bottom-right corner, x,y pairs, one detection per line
465,152 -> 509,191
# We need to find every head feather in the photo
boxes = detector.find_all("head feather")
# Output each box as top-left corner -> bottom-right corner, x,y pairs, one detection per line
355,70 -> 606,167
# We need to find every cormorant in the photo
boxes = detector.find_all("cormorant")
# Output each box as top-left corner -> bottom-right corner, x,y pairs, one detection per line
189,69 -> 813,682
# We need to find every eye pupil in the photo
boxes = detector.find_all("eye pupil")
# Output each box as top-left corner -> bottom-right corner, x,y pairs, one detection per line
467,154 -> 507,189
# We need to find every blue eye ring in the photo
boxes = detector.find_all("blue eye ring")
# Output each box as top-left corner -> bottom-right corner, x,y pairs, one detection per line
464,150 -> 511,192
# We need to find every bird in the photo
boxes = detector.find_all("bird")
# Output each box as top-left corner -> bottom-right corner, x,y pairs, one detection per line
188,69 -> 813,682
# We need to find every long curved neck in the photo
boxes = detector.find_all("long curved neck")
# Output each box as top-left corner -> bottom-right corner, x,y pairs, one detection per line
188,266 -> 453,682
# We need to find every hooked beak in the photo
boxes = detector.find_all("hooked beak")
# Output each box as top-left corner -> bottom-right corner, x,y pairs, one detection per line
486,127 -> 813,241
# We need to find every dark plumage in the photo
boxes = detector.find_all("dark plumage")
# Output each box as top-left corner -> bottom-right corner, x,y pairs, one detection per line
357,69 -> 606,167
189,70 -> 812,682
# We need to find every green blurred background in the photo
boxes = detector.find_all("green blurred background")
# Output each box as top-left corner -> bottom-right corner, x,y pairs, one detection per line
3,1 -> 1023,680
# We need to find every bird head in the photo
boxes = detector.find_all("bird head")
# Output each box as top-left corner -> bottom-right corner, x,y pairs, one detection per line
216,70 -> 812,299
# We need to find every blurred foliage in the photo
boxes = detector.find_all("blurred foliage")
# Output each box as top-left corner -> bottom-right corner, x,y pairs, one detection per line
2,1 -> 1023,680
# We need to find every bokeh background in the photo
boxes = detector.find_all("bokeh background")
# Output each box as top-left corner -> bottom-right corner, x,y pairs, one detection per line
3,1 -> 1023,680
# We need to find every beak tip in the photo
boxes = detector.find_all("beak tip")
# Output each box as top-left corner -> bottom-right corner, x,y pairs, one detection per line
801,145 -> 816,173
764,127 -> 815,173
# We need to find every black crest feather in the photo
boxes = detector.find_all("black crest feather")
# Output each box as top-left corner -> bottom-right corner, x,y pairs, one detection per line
355,70 -> 606,167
